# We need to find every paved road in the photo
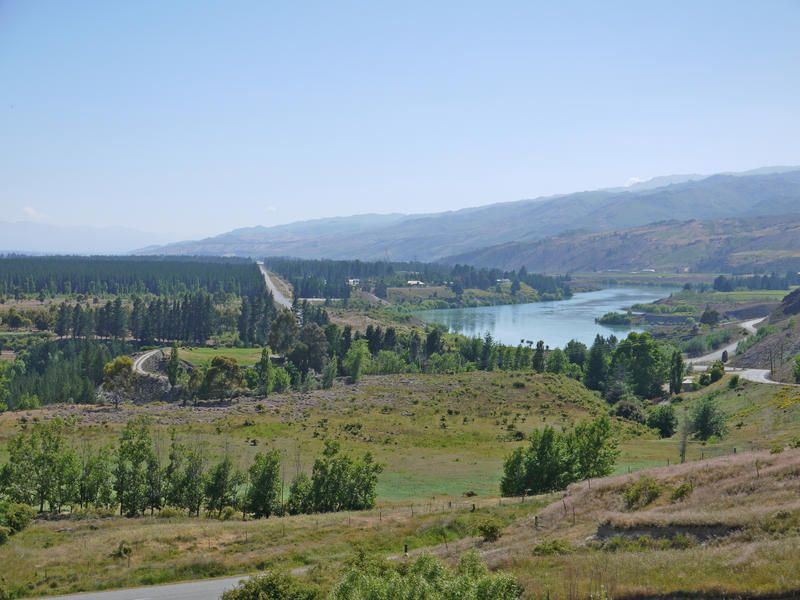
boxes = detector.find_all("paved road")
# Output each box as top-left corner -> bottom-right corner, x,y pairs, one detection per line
688,317 -> 798,386
256,262 -> 293,310
39,576 -> 247,600
132,348 -> 162,376
691,318 -> 764,365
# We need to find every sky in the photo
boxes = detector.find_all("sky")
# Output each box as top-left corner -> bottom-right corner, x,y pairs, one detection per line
1,0 -> 799,240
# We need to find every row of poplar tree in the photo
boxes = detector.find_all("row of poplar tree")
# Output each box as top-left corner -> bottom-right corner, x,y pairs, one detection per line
0,417 -> 382,518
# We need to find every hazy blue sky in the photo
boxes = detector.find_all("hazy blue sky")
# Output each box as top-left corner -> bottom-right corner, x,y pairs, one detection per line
2,1 -> 799,239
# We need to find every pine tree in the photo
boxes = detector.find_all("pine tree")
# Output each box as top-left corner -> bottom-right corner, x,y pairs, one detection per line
584,336 -> 609,392
166,344 -> 182,388
669,350 -> 685,395
532,341 -> 546,373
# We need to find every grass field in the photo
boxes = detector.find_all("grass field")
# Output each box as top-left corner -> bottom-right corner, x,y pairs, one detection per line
178,347 -> 265,367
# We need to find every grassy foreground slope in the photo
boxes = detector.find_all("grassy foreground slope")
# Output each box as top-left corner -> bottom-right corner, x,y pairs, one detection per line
1,371 -> 800,597
474,447 -> 800,599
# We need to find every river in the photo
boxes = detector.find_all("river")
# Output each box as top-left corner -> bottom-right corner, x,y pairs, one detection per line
414,286 -> 679,348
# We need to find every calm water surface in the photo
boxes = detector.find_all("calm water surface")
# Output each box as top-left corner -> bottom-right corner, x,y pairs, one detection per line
415,286 -> 678,348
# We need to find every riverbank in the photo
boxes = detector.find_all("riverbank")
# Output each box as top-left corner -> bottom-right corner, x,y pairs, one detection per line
414,286 -> 680,348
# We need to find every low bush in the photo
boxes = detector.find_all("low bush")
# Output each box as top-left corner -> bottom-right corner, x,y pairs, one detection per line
647,404 -> 677,438
329,551 -> 523,600
623,476 -> 662,510
670,482 -> 693,503
222,571 -> 320,600
219,506 -> 238,521
0,502 -> 35,534
532,539 -> 573,556
477,518 -> 503,543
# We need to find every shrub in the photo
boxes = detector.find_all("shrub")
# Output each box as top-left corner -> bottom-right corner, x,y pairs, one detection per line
157,507 -> 181,519
477,518 -> 503,543
219,506 -> 237,521
708,360 -> 725,383
613,398 -> 646,424
647,404 -> 677,438
222,571 -> 320,600
770,445 -> 785,455
623,476 -> 661,510
329,551 -> 523,600
691,394 -> 726,440
112,541 -> 132,561
670,482 -> 693,503
0,527 -> 10,546
532,539 -> 573,556
728,375 -> 740,389
0,503 -> 35,534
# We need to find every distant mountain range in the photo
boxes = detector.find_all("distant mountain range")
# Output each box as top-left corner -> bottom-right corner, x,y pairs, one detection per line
446,214 -> 800,274
0,222 -> 172,255
138,167 -> 800,270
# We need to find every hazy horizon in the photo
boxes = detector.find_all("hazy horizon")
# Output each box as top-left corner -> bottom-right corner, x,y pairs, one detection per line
2,1 -> 799,240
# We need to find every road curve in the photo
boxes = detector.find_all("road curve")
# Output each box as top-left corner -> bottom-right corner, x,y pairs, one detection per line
256,262 -> 293,310
691,318 -> 765,365
132,348 -> 162,376
689,317 -> 798,386
38,575 -> 247,600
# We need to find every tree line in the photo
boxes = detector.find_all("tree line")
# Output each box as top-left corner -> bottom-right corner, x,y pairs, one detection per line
712,272 -> 800,292
0,417 -> 381,519
0,256 -> 265,297
262,257 -> 571,301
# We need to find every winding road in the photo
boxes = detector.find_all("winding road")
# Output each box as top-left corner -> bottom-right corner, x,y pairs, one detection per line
689,317 -> 797,386
132,348 -> 163,376
691,318 -> 764,365
256,261 -> 293,310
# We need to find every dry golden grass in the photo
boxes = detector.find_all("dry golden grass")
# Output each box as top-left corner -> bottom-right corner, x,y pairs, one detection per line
481,449 -> 800,598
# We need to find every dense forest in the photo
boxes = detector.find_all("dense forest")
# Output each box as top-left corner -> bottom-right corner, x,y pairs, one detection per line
6,339 -> 135,406
0,256 -> 265,297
